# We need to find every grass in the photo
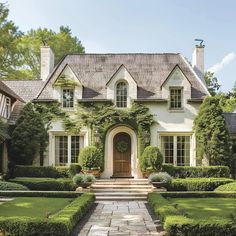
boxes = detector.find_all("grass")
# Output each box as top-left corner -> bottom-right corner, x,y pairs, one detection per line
169,198 -> 236,220
0,197 -> 73,219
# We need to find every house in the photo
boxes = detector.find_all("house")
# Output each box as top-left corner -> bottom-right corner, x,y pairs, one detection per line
2,44 -> 210,178
0,81 -> 25,173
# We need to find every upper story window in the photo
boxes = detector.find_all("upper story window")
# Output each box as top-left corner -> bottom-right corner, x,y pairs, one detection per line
62,89 -> 74,108
5,97 -> 11,118
170,88 -> 183,109
116,82 -> 127,108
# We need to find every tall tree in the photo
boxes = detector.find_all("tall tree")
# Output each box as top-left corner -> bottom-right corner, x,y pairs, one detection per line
0,3 -> 22,79
194,97 -> 230,166
204,71 -> 221,96
18,26 -> 85,79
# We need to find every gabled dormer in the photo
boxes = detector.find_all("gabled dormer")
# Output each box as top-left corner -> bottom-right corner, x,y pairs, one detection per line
106,65 -> 137,108
53,64 -> 82,110
161,65 -> 191,111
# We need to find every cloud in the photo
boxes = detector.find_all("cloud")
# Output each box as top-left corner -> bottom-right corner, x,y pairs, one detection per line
208,52 -> 236,73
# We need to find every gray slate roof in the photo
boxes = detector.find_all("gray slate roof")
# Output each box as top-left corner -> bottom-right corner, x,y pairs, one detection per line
2,80 -> 44,102
0,81 -> 24,102
224,113 -> 236,134
37,53 -> 209,100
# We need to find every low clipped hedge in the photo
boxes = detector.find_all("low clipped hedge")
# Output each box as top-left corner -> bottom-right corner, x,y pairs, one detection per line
162,164 -> 230,178
214,181 -> 236,192
166,178 -> 233,191
9,178 -> 76,191
0,181 -> 29,191
0,193 -> 95,236
12,165 -> 68,178
148,192 -> 236,236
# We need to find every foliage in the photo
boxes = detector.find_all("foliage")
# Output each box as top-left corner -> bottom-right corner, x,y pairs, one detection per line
194,97 -> 231,166
69,164 -> 82,177
204,71 -> 221,96
148,172 -> 172,184
218,92 -> 236,112
18,26 -> 85,79
160,192 -> 236,198
54,75 -> 79,87
0,181 -> 29,190
140,146 -> 163,171
55,166 -> 70,178
12,165 -> 65,178
79,146 -> 102,169
10,177 -> 76,191
0,3 -> 23,79
162,164 -> 230,178
214,182 -> 236,192
73,174 -> 95,186
167,178 -> 233,191
0,193 -> 95,236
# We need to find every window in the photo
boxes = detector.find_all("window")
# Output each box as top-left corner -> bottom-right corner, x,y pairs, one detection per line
170,88 -> 182,109
116,82 -> 127,108
62,89 -> 74,108
55,135 -> 84,165
5,97 -> 11,118
160,135 -> 190,166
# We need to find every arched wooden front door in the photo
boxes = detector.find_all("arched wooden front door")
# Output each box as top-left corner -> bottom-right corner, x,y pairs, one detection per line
113,132 -> 131,177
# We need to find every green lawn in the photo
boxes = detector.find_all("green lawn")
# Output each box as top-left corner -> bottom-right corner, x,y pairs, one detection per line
170,198 -> 235,220
0,197 -> 73,218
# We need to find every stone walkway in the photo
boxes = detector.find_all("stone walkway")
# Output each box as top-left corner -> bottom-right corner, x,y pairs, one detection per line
77,201 -> 166,236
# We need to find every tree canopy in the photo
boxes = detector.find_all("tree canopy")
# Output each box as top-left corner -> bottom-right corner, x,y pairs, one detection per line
204,71 -> 221,96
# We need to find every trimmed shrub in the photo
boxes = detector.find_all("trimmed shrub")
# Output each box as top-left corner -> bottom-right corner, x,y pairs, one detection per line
73,174 -> 95,186
148,172 -> 172,184
162,164 -> 230,178
9,178 -> 76,191
167,178 -> 233,191
55,166 -> 70,178
12,165 -> 64,178
140,146 -> 163,171
214,182 -> 236,192
69,164 -> 82,177
0,181 -> 29,191
0,193 -> 95,236
79,146 -> 102,169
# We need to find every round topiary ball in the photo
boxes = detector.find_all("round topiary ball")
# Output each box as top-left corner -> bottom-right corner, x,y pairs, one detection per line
79,146 -> 101,169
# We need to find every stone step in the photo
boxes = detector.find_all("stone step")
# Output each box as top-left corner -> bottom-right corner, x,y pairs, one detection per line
96,195 -> 147,201
91,184 -> 153,189
94,181 -> 149,185
92,188 -> 153,192
94,192 -> 148,196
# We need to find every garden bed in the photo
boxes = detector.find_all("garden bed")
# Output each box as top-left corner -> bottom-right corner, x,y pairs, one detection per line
0,193 -> 95,236
148,192 -> 236,236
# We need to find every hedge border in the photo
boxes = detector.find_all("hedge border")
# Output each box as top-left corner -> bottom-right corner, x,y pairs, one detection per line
148,192 -> 236,236
0,193 -> 95,236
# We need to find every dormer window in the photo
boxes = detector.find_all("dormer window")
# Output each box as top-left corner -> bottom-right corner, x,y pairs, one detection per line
116,82 -> 127,108
170,88 -> 183,109
62,89 -> 74,108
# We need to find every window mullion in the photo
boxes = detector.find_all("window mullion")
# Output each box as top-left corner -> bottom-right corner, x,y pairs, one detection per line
68,136 -> 71,165
174,136 -> 177,166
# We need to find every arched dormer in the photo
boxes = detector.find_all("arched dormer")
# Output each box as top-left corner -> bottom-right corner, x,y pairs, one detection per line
106,65 -> 137,108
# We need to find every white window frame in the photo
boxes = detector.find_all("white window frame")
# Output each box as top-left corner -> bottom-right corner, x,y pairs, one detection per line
169,87 -> 183,110
61,88 -> 74,109
5,97 -> 11,119
160,134 -> 191,166
115,81 -> 128,108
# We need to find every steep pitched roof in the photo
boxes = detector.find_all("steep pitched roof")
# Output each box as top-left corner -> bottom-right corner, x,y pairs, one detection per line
36,53 -> 209,100
2,80 -> 44,102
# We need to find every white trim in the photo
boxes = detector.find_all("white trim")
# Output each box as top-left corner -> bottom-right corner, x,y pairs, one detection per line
102,126 -> 142,178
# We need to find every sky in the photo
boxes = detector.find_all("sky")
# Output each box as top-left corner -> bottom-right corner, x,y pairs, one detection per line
4,0 -> 236,92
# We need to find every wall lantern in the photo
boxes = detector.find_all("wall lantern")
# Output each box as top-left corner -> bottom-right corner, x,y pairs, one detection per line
94,130 -> 99,144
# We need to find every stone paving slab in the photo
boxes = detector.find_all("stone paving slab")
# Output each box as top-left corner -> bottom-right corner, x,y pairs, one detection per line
77,201 -> 167,236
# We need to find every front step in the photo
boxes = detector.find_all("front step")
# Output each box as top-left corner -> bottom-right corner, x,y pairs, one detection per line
96,196 -> 147,200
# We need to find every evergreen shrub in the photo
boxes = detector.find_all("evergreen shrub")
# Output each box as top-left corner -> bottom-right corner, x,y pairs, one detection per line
79,146 -> 101,169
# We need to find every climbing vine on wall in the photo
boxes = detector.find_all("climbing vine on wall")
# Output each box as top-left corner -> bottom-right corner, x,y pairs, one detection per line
65,102 -> 154,171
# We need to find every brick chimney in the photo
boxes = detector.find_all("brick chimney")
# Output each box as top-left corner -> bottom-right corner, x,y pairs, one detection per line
192,45 -> 205,75
40,46 -> 54,81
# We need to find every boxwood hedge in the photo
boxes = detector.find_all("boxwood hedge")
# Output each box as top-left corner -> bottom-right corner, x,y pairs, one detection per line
0,193 -> 95,236
0,181 -> 29,191
214,181 -> 236,192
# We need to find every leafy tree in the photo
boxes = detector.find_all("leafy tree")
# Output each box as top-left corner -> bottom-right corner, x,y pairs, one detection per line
194,97 -> 230,166
204,71 -> 221,96
18,26 -> 85,79
0,3 -> 23,79
218,92 -> 236,113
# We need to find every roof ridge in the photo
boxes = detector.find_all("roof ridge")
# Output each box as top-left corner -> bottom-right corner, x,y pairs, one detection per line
66,52 -> 181,56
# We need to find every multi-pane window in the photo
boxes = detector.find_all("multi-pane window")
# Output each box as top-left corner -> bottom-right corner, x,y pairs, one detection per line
55,136 -> 84,165
5,97 -> 11,118
170,88 -> 182,109
116,82 -> 127,108
160,135 -> 190,166
62,89 -> 74,108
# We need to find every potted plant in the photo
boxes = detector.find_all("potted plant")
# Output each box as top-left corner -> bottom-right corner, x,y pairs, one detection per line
79,146 -> 102,178
148,172 -> 172,188
73,173 -> 95,189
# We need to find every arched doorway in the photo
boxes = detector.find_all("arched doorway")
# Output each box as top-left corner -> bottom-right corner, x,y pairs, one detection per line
113,132 -> 131,177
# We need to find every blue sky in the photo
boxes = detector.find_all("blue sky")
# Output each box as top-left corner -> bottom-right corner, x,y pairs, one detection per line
5,0 -> 236,92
